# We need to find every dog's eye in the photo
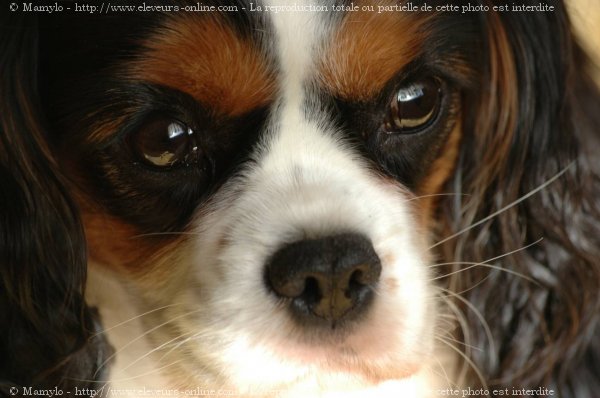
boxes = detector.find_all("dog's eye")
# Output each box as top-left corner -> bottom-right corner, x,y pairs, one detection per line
384,77 -> 442,134
130,118 -> 199,168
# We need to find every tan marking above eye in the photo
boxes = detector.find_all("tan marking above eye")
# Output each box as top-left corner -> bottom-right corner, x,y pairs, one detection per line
319,4 -> 431,101
129,14 -> 275,117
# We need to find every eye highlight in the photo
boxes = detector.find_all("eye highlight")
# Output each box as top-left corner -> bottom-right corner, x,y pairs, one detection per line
384,77 -> 443,134
129,117 -> 201,168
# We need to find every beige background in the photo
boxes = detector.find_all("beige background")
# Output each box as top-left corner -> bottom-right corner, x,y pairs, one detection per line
568,0 -> 600,82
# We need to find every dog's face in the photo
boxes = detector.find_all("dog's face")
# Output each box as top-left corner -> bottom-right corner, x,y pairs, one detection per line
46,4 -> 474,394
2,1 -> 600,397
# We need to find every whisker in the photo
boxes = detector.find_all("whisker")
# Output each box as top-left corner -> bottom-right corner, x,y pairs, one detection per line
429,162 -> 573,250
430,238 -> 543,285
435,334 -> 484,352
436,336 -> 488,392
438,296 -> 472,384
404,192 -> 470,203
440,288 -> 497,372
445,273 -> 493,296
432,262 -> 537,285
156,329 -> 212,362
437,296 -> 469,344
91,303 -> 187,338
93,307 -> 204,378
424,356 -> 458,391
107,358 -> 186,383
120,329 -> 200,372
430,237 -> 542,269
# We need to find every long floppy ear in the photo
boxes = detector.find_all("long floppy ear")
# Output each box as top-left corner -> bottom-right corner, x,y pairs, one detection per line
0,13 -> 110,395
438,2 -> 600,396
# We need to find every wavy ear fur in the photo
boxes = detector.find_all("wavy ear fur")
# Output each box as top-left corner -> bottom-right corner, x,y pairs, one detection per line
0,13 -> 110,396
440,2 -> 600,397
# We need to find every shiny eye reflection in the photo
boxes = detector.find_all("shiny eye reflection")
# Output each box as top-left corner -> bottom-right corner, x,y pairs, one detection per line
384,77 -> 443,134
167,121 -> 186,139
130,118 -> 200,168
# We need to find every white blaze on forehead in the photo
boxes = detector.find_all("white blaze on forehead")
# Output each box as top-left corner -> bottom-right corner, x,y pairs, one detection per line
263,0 -> 325,102
260,0 -> 354,185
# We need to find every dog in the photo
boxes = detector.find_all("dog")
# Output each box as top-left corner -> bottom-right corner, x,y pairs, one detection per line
1,1 -> 599,397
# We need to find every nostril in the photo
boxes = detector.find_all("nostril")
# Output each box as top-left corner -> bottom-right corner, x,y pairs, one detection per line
299,276 -> 322,306
351,270 -> 363,282
265,233 -> 382,327
303,275 -> 320,294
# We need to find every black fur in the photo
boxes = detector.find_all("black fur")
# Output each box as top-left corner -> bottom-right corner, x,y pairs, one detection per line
0,12 -> 111,398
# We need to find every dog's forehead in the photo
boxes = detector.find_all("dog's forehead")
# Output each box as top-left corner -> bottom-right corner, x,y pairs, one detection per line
128,1 -> 429,116
129,12 -> 277,117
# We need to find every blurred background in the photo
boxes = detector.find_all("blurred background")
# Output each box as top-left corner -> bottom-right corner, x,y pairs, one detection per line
569,0 -> 600,82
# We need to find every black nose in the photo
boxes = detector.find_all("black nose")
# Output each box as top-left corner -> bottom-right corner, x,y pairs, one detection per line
265,233 -> 381,328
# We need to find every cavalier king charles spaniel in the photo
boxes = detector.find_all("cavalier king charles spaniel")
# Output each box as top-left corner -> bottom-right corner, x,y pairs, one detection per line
1,1 -> 599,397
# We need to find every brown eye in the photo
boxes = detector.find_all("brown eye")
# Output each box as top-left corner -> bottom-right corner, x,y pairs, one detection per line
384,77 -> 443,134
130,118 -> 199,168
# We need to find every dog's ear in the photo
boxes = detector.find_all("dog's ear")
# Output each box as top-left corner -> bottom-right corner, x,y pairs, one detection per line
0,13 -> 110,395
439,3 -> 600,396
